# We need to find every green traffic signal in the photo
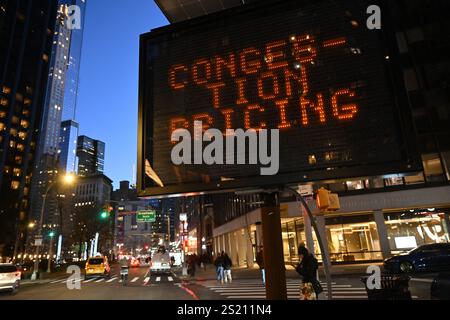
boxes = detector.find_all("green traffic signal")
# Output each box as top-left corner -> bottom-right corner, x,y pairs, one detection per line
49,231 -> 55,237
100,211 -> 109,219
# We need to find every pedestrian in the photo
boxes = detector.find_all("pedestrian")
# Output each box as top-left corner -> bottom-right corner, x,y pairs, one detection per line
223,253 -> 233,284
214,252 -> 224,284
256,246 -> 265,285
201,252 -> 208,271
188,255 -> 196,278
296,245 -> 322,300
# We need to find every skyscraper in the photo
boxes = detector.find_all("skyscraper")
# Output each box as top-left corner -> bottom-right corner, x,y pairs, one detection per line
62,0 -> 86,122
59,120 -> 79,174
0,0 -> 59,258
29,0 -> 87,239
77,135 -> 105,176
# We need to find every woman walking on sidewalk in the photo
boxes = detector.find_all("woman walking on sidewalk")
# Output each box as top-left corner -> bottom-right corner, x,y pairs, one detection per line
296,246 -> 322,300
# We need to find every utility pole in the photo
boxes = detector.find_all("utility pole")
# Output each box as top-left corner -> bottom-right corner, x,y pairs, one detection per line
260,191 -> 287,300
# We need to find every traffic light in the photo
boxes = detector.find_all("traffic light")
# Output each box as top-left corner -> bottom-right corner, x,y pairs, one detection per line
49,231 -> 55,238
316,188 -> 330,210
316,188 -> 340,212
100,204 -> 113,219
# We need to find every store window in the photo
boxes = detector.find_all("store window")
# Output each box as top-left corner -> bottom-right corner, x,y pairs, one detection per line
385,177 -> 404,187
385,209 -> 450,255
282,215 -> 383,264
324,214 -> 382,262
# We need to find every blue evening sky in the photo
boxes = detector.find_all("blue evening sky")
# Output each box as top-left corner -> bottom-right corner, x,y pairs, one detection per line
76,1 -> 168,189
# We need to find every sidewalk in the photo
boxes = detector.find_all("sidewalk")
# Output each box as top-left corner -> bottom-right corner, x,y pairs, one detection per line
179,262 -> 383,282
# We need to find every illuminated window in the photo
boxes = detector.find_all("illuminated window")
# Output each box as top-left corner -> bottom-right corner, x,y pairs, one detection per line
11,181 -> 19,190
0,122 -> 4,131
13,168 -> 21,177
17,144 -> 25,152
346,180 -> 364,190
0,98 -> 7,106
15,156 -> 23,164
2,86 -> 11,94
308,155 -> 317,165
20,119 -> 29,128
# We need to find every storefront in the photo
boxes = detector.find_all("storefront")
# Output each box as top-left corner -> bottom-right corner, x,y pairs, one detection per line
282,214 -> 383,264
215,207 -> 450,266
385,208 -> 450,255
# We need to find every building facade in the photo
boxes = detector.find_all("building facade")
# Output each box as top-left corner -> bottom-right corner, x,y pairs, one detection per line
77,135 -> 105,177
0,0 -> 59,258
58,120 -> 79,174
153,0 -> 450,267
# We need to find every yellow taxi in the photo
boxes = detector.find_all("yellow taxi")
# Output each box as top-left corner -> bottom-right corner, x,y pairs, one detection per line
85,256 -> 111,279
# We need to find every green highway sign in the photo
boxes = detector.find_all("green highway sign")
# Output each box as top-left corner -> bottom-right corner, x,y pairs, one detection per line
137,210 -> 156,223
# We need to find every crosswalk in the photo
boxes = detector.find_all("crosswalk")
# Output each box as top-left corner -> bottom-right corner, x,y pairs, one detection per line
199,279 -> 369,300
49,275 -> 176,285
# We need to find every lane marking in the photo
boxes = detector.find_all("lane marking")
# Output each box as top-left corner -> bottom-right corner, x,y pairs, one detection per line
83,278 -> 96,283
107,277 -> 117,283
168,276 -> 174,282
95,278 -> 105,283
410,278 -> 433,283
51,279 -> 66,284
156,277 -> 161,282
143,277 -> 150,284
131,277 -> 139,283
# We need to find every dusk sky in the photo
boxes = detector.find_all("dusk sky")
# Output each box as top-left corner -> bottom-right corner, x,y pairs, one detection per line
76,1 -> 168,188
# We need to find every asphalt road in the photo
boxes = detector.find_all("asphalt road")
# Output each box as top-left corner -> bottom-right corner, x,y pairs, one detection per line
0,266 -> 435,300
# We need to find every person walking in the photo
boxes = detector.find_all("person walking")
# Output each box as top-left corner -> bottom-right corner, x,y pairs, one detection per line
296,245 -> 322,300
256,246 -> 265,286
223,253 -> 233,284
214,252 -> 225,284
188,255 -> 196,278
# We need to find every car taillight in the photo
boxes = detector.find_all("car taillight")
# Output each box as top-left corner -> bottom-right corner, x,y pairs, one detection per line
15,271 -> 21,277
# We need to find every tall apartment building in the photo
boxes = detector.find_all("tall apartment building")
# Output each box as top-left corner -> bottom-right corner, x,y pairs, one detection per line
0,0 -> 59,258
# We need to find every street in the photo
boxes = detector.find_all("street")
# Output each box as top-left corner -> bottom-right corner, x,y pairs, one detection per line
0,264 -> 435,300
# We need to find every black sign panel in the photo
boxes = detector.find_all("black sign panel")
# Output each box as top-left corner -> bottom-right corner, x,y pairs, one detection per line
138,0 -> 418,197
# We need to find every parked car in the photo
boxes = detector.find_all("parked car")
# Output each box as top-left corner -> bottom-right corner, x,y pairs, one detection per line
0,264 -> 21,294
431,273 -> 450,300
384,243 -> 450,274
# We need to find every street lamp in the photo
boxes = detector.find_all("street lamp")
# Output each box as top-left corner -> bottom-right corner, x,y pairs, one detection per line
31,174 -> 76,281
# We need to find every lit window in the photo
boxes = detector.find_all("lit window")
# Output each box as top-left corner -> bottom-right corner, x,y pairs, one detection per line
11,181 -> 20,190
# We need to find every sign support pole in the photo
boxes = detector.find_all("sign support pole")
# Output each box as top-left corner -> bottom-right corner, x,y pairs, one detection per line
286,187 -> 333,300
260,191 -> 287,300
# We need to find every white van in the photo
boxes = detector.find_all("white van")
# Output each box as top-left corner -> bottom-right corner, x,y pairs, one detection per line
150,248 -> 171,274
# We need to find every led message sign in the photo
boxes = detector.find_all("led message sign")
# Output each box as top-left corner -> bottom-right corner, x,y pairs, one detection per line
138,0 -> 417,196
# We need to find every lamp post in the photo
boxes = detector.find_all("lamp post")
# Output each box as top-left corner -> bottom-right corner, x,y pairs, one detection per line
47,231 -> 55,273
31,174 -> 75,281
